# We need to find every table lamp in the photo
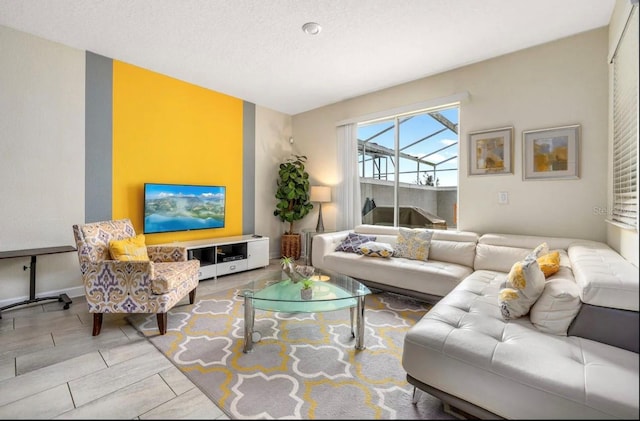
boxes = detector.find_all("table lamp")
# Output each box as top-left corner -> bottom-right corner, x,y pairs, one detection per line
310,186 -> 331,232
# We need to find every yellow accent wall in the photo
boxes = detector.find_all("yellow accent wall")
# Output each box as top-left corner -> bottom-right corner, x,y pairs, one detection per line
112,61 -> 243,244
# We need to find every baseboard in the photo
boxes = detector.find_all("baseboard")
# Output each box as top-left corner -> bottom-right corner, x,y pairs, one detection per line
0,286 -> 85,309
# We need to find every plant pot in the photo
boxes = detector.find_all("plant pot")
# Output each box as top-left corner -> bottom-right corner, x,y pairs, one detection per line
281,233 -> 301,260
300,288 -> 313,300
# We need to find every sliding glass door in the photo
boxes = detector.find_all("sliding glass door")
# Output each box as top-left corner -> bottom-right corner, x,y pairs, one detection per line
357,105 -> 459,229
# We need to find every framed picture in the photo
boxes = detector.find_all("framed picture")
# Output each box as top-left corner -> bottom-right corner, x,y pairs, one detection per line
523,124 -> 580,180
468,127 -> 513,175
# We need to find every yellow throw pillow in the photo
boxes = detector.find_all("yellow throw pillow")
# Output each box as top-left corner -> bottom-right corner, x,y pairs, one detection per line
537,251 -> 560,278
109,234 -> 149,261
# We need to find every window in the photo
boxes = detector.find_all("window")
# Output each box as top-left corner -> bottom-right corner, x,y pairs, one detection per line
611,6 -> 638,229
357,105 -> 459,229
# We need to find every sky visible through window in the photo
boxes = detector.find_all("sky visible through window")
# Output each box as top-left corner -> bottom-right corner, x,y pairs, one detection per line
357,107 -> 459,187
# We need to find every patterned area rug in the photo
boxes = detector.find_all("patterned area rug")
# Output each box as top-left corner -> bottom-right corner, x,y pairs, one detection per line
128,288 -> 453,419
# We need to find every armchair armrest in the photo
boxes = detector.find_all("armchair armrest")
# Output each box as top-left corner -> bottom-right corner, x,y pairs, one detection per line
147,245 -> 188,262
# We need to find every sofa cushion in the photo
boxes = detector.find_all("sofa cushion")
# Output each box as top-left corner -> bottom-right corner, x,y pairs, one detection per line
109,234 -> 149,262
334,232 -> 376,254
568,241 -> 639,311
354,224 -> 400,236
151,260 -> 200,294
394,227 -> 433,261
322,251 -> 472,298
475,233 -> 577,273
402,269 -> 640,419
529,266 -> 582,335
358,241 -> 394,258
353,225 -> 479,267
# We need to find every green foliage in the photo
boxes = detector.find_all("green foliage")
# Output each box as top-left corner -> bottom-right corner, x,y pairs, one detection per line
301,279 -> 314,289
273,154 -> 313,234
280,256 -> 294,268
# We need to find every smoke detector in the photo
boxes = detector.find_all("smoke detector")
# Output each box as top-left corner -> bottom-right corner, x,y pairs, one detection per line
302,22 -> 322,35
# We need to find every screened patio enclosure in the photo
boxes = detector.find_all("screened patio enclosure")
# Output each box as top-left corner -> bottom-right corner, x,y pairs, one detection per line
358,107 -> 459,229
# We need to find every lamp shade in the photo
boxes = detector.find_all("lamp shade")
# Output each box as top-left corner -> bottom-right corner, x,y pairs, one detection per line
310,186 -> 331,203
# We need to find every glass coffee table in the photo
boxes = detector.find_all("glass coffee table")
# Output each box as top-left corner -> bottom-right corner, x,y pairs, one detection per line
238,268 -> 371,353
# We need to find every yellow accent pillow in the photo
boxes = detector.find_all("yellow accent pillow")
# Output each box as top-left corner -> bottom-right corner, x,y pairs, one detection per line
109,234 -> 149,261
537,251 -> 560,278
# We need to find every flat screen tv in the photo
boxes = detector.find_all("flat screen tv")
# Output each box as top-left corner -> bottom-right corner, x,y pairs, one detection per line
143,183 -> 226,234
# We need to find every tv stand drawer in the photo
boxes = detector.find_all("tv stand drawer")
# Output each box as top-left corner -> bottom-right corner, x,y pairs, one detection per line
217,260 -> 248,276
198,264 -> 217,280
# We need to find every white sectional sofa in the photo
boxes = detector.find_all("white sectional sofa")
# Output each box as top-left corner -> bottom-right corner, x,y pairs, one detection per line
312,225 -> 639,419
312,224 -> 479,302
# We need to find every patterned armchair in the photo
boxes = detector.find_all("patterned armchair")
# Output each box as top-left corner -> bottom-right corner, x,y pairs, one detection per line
72,218 -> 200,336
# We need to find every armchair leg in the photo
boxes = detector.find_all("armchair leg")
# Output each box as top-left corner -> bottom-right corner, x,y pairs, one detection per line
189,288 -> 197,304
157,313 -> 168,335
92,313 -> 103,336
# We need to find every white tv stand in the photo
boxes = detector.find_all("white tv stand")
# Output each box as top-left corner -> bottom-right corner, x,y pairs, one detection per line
159,235 -> 269,280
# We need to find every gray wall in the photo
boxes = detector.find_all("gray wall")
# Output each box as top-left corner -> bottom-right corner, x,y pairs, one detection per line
85,51 -> 113,222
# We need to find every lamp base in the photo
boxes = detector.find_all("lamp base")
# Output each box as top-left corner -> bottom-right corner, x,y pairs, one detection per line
316,203 -> 325,233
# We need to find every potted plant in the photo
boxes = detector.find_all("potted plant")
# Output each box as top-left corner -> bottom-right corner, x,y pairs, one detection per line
280,256 -> 315,284
274,154 -> 313,260
300,279 -> 314,300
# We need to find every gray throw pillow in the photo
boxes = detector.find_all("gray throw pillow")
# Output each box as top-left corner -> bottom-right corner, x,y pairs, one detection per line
335,232 -> 377,254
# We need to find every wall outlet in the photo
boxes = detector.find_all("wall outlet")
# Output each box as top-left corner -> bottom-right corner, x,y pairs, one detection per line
498,191 -> 509,204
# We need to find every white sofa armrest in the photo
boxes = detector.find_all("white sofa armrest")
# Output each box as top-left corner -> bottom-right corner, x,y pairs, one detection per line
311,230 -> 350,269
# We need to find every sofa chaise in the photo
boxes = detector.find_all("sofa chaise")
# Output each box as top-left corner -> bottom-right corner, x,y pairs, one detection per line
312,225 -> 639,419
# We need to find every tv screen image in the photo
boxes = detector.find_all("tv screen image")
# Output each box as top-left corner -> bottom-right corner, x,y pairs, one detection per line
143,183 -> 226,234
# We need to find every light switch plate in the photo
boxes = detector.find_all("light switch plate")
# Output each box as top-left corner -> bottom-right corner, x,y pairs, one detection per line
498,191 -> 509,204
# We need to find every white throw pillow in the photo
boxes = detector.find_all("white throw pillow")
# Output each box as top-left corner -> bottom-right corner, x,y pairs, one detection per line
358,241 -> 394,258
499,243 -> 548,320
529,267 -> 582,335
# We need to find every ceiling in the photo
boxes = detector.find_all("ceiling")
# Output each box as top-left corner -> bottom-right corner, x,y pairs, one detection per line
0,0 -> 615,115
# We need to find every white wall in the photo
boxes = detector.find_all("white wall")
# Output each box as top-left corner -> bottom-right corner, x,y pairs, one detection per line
0,25 -> 85,305
292,28 -> 610,242
254,106 -> 293,258
606,0 -> 638,266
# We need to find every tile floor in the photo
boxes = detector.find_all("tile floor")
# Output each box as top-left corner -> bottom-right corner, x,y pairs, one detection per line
0,260 -> 282,419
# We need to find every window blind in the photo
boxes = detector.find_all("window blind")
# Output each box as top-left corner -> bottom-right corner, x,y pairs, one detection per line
612,6 -> 638,229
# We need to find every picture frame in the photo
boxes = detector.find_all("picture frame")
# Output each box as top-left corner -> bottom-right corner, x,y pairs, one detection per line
468,127 -> 513,175
522,124 -> 580,180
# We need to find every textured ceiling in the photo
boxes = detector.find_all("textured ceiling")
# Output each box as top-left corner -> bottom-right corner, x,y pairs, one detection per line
0,0 -> 615,115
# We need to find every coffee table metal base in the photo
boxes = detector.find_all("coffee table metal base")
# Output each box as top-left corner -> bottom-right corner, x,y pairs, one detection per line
243,293 -> 366,353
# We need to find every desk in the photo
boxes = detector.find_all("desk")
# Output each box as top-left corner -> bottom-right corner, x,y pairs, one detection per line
0,245 -> 76,318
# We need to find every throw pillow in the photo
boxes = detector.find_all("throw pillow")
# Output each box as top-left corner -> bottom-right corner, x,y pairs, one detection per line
109,234 -> 150,261
537,251 -> 560,277
334,232 -> 377,254
393,228 -> 433,262
358,241 -> 394,258
499,243 -> 548,319
529,268 -> 582,335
